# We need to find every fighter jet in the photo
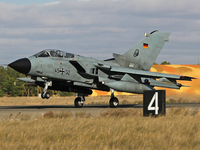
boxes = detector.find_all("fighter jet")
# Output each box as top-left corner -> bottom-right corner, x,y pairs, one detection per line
8,30 -> 195,108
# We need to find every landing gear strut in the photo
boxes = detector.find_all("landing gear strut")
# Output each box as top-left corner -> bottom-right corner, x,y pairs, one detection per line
74,95 -> 85,108
109,89 -> 119,108
41,81 -> 52,99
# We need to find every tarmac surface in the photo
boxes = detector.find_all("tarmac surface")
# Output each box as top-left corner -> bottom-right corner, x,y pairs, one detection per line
1,103 -> 200,119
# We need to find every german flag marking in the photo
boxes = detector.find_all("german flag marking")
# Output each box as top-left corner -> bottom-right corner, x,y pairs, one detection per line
143,43 -> 148,49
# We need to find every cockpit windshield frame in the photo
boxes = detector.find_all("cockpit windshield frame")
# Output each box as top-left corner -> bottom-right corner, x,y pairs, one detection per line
33,49 -> 75,58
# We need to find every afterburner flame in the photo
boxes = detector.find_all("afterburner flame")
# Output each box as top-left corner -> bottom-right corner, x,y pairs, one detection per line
92,65 -> 200,97
151,65 -> 200,97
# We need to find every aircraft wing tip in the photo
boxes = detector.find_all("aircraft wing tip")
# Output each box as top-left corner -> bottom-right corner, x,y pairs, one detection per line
180,76 -> 197,80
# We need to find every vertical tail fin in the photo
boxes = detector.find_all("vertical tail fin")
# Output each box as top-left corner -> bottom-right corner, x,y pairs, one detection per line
113,30 -> 170,71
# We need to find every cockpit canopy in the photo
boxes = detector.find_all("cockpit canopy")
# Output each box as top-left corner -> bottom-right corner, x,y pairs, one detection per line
33,49 -> 75,58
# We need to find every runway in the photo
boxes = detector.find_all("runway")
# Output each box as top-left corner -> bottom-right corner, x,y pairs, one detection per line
1,103 -> 200,119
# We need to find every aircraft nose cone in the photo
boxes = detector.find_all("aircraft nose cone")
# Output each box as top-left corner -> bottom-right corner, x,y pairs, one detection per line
8,58 -> 31,74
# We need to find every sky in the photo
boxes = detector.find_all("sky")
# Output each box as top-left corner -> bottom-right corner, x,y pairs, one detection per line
0,0 -> 200,65
0,0 -> 59,5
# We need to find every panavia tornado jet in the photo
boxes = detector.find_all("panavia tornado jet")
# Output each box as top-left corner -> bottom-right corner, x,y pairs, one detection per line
8,30 -> 195,108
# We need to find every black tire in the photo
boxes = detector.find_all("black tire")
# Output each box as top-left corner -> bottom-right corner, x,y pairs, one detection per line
45,92 -> 51,99
74,97 -> 83,108
41,92 -> 46,99
109,97 -> 119,108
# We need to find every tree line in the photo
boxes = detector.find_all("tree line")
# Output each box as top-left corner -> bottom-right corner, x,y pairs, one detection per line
154,61 -> 171,65
0,66 -> 72,97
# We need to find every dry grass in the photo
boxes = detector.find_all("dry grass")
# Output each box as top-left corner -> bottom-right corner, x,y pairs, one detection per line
0,96 -> 76,106
0,95 -> 143,106
1,95 -> 200,149
1,108 -> 200,149
1,95 -> 200,106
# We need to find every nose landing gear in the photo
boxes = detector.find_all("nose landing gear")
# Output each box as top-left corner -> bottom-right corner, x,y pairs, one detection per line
41,92 -> 51,99
41,81 -> 52,99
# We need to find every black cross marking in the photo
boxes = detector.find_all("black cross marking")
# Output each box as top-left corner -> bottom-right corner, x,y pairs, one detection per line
60,68 -> 65,75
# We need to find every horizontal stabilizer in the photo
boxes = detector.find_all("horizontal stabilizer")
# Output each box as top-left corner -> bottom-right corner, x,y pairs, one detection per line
96,63 -> 195,81
110,66 -> 195,81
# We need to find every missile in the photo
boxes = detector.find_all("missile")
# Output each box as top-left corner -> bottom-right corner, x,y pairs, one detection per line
17,77 -> 36,83
105,81 -> 154,94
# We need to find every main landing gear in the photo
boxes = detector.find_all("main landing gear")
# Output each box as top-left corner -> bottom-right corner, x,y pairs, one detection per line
74,95 -> 85,108
74,89 -> 119,108
109,89 -> 119,108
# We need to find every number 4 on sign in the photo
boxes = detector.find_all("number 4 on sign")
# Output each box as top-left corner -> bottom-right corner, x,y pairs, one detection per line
148,92 -> 159,115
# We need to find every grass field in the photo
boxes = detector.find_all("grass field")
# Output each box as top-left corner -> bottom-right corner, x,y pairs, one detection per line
1,108 -> 200,150
0,95 -> 143,106
1,96 -> 200,149
0,94 -> 200,106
